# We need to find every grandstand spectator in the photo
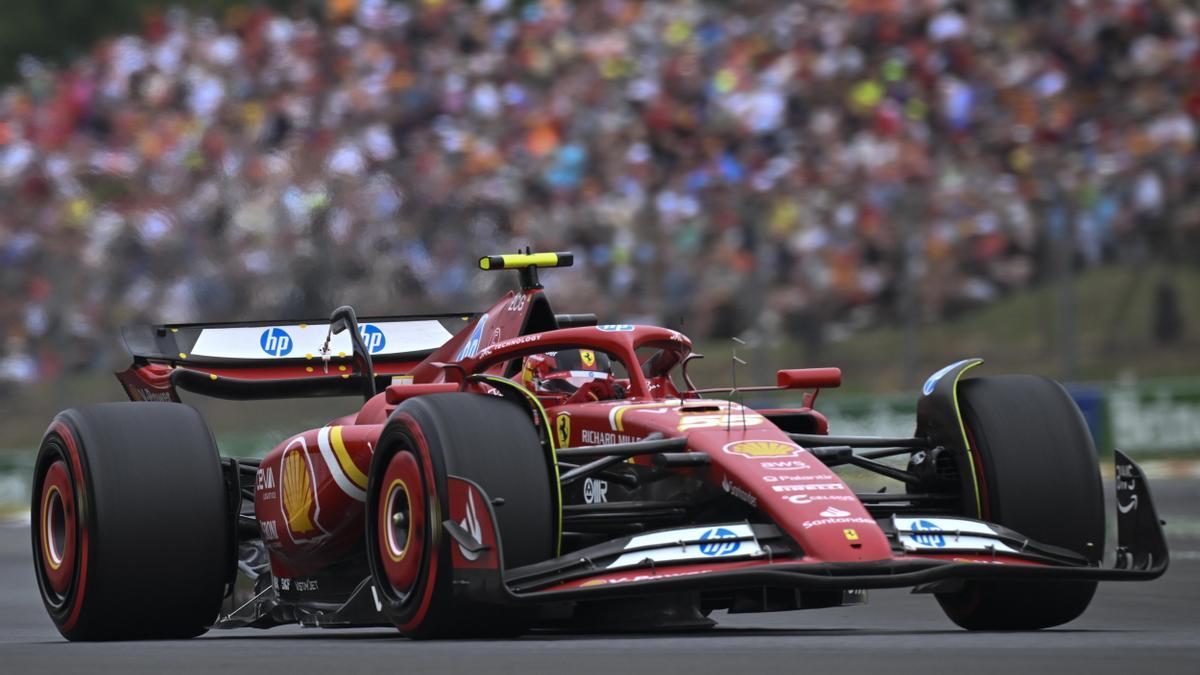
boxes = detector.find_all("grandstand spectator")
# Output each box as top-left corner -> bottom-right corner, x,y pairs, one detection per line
0,0 -> 1197,385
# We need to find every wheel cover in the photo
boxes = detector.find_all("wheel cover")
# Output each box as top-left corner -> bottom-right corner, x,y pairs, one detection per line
39,460 -> 76,596
378,451 -> 425,595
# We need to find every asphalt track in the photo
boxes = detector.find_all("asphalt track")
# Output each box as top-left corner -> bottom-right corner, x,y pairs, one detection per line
1,479 -> 1198,674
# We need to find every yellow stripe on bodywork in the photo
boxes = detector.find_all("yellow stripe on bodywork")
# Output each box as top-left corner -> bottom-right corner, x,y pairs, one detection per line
950,359 -> 985,518
609,402 -> 677,432
316,426 -> 366,501
476,375 -> 563,556
330,426 -> 368,490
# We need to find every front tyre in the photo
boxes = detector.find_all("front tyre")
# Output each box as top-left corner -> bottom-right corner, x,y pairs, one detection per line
31,403 -> 232,640
365,393 -> 555,639
937,375 -> 1104,630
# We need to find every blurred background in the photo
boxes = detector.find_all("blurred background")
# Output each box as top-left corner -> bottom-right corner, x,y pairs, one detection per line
1,0 -> 1199,505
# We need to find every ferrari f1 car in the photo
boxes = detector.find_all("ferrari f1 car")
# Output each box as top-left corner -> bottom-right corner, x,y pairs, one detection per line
31,252 -> 1168,640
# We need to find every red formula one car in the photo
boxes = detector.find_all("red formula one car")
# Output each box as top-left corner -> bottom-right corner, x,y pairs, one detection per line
31,252 -> 1167,640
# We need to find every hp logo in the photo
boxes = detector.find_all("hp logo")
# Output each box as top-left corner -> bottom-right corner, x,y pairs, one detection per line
912,520 -> 946,547
259,328 -> 293,357
359,324 -> 386,354
698,528 -> 740,557
455,314 -> 489,360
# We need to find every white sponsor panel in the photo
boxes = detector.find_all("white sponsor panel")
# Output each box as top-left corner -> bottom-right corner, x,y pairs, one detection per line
190,320 -> 453,359
771,483 -> 845,492
759,459 -> 812,471
762,474 -> 836,482
607,523 -> 763,569
893,516 -> 1017,553
802,516 -> 876,530
782,494 -> 858,505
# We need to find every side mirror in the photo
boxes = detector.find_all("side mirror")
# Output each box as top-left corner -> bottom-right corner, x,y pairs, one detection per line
776,368 -> 842,390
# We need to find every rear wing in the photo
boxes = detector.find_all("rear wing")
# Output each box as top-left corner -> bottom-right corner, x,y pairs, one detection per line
116,313 -> 475,402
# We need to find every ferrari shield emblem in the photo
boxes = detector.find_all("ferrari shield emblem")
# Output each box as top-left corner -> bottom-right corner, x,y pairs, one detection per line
556,413 -> 571,447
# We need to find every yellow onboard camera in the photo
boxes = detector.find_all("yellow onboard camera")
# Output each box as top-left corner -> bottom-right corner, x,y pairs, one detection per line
478,252 -> 574,270
479,251 -> 573,289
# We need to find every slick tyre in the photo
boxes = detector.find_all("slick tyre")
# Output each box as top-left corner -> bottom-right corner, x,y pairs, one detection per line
31,403 -> 231,640
936,375 -> 1104,630
366,393 -> 555,639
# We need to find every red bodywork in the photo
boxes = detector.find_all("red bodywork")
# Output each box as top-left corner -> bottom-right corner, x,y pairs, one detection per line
239,285 -> 925,583
118,281 -> 1083,591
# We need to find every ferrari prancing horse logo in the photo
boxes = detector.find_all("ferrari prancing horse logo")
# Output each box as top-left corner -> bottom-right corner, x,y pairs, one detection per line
556,413 -> 571,447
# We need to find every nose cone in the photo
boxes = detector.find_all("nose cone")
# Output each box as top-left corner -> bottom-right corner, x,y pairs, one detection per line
695,431 -> 893,562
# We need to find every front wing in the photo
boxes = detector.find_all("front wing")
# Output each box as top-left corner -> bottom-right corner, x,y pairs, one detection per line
442,451 -> 1167,604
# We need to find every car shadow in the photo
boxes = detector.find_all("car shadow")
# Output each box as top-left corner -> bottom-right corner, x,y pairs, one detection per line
187,625 -> 1124,643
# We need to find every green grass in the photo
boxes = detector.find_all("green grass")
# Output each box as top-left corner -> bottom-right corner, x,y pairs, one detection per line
689,263 -> 1200,394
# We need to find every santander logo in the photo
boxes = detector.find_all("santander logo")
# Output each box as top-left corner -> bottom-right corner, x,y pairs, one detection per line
819,506 -> 851,518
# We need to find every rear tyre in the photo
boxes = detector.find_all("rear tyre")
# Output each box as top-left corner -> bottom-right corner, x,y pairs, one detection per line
936,375 -> 1104,630
31,403 -> 231,640
366,393 -> 555,639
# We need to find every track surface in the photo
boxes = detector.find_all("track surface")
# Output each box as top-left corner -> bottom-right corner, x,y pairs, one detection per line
2,479 -> 1198,674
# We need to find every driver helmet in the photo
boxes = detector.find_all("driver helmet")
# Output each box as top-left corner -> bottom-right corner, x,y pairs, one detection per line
521,349 -> 614,395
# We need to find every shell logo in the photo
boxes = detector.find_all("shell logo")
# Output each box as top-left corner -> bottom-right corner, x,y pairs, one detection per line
579,578 -> 608,587
283,445 -> 317,534
722,440 -> 803,459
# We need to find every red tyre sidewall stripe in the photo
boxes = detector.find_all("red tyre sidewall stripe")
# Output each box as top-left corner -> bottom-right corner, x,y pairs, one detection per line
960,422 -> 989,614
50,421 -> 89,632
39,461 -> 76,594
964,424 -> 991,520
392,413 -> 440,634
379,452 -> 424,592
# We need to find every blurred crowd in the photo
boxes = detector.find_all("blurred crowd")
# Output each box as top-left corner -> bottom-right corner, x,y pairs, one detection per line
2,0 -> 1200,388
